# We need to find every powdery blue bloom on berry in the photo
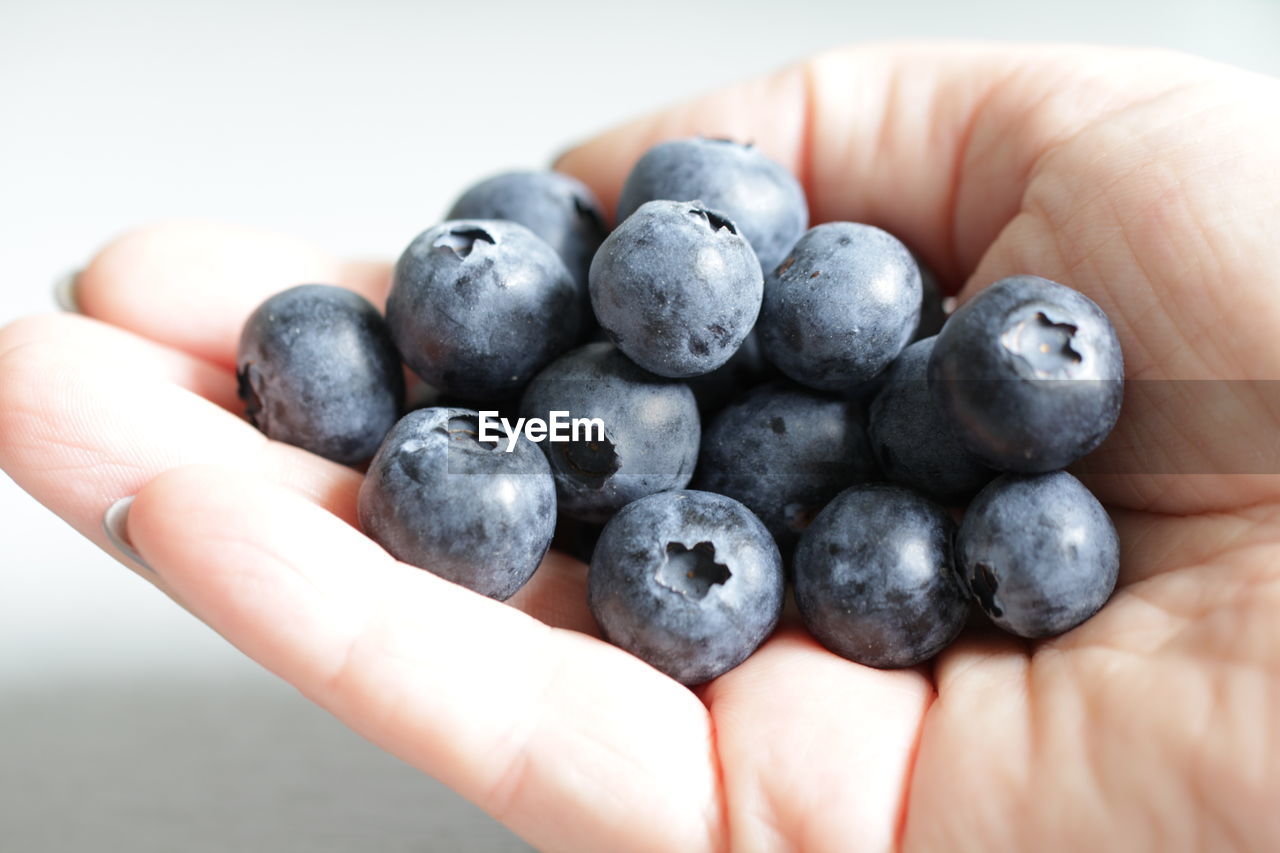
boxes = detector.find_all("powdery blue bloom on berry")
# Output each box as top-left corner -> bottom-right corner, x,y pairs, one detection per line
358,407 -> 556,601
928,274 -> 1123,473
589,490 -> 784,685
237,284 -> 404,466
520,343 -> 700,524
869,337 -> 996,505
447,170 -> 607,302
616,137 -> 808,273
694,381 -> 877,552
388,219 -> 582,401
793,484 -> 969,668
758,223 -> 922,391
590,200 -> 762,378
957,471 -> 1119,638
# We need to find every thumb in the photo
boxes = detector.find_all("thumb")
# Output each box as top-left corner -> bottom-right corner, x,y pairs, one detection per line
554,42 -> 1204,286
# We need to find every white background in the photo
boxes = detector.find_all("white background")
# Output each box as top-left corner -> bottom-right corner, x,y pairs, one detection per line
3,0 -> 1279,849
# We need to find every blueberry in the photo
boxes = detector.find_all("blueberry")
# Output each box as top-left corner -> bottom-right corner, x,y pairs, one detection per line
519,342 -> 700,523
694,381 -> 877,552
868,337 -> 996,504
589,200 -> 762,378
792,484 -> 969,668
928,275 -> 1124,472
588,490 -> 784,685
236,284 -> 404,465
387,220 -> 582,401
446,170 -> 607,296
957,471 -> 1119,638
357,407 -> 556,601
616,137 -> 808,273
758,223 -> 922,391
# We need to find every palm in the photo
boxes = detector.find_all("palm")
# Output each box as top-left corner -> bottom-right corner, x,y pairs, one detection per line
3,44 -> 1278,852
900,73 -> 1280,847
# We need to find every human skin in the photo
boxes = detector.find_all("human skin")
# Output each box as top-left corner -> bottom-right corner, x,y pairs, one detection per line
1,42 -> 1279,852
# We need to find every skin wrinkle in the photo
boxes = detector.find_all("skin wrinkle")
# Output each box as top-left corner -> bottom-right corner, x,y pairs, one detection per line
1111,162 -> 1228,381
944,62 -> 1016,283
1187,666 -> 1223,852
870,60 -> 904,229
962,68 -> 1095,268
891,683 -> 935,852
701,708 -> 733,853
1013,87 -> 1264,379
924,651 -> 1032,852
760,705 -> 855,853
1172,185 -> 1271,383
1026,73 -> 1204,201
1021,81 -> 1208,239
1029,550 -> 1280,845
0,319 -> 368,532
1046,651 -> 1111,848
0,314 -> 242,411
957,58 -> 1137,280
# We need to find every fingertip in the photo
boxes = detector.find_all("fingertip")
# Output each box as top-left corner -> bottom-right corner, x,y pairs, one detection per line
76,220 -> 345,366
126,462 -> 396,633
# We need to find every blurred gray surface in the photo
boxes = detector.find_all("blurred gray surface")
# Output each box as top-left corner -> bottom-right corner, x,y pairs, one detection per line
2,0 -> 1278,850
4,674 -> 529,852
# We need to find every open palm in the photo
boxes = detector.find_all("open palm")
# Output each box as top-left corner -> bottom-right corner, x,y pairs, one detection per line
3,43 -> 1278,852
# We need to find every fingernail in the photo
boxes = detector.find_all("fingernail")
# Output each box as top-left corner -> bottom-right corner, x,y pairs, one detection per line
53,270 -> 81,313
103,496 -> 154,573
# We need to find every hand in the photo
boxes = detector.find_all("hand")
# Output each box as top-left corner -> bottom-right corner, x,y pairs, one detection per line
3,42 -> 1279,852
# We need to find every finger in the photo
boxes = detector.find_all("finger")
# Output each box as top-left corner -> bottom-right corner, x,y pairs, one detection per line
0,312 -> 240,411
699,628 -> 932,852
556,42 -> 1201,284
0,312 -> 360,539
126,464 -> 723,853
0,312 -> 596,632
75,220 -> 392,368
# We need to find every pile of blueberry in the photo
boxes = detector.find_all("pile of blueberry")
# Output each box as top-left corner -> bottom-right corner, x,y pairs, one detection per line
237,138 -> 1125,685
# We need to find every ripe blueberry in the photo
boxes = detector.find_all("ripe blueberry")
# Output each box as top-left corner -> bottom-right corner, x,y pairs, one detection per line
519,343 -> 700,523
694,381 -> 878,552
358,407 -> 556,600
236,284 -> 404,466
387,220 -> 582,401
446,170 -> 607,300
589,490 -> 784,685
928,275 -> 1124,472
616,137 -> 808,273
869,337 -> 996,505
793,484 -> 969,668
590,200 -> 762,378
758,223 -> 922,391
957,471 -> 1119,638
